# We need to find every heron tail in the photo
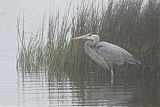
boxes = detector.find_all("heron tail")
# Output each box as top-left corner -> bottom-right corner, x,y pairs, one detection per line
129,56 -> 141,64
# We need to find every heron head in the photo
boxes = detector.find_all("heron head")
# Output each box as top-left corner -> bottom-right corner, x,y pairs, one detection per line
72,33 -> 99,42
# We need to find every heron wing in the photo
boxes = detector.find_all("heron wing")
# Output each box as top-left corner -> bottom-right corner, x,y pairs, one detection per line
95,42 -> 140,65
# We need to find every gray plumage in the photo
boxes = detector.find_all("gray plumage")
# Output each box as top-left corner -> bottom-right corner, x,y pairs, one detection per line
95,42 -> 140,65
73,33 -> 140,84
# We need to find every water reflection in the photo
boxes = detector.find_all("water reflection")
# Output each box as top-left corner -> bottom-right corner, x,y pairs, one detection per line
130,79 -> 160,106
17,69 -> 160,106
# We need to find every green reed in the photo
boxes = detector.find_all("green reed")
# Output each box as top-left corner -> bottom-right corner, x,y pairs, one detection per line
17,0 -> 160,83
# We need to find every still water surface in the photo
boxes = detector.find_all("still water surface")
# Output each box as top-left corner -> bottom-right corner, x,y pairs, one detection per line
17,70 -> 160,107
18,71 -> 134,106
0,0 -> 160,106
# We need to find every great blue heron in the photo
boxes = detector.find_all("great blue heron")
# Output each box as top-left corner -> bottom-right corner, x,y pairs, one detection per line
73,33 -> 140,83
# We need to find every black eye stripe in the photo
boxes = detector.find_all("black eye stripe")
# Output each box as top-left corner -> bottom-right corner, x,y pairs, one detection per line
87,32 -> 96,36
87,34 -> 92,36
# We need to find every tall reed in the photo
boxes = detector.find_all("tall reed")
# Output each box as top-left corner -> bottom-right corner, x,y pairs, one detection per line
17,0 -> 160,84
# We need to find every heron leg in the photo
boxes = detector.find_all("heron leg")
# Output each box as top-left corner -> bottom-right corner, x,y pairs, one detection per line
108,64 -> 114,84
110,69 -> 114,84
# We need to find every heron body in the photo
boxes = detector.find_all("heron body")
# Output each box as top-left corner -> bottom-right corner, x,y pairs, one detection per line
73,33 -> 140,83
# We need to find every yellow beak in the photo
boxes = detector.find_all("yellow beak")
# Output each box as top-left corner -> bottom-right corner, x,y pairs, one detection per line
72,35 -> 87,40
72,35 -> 94,41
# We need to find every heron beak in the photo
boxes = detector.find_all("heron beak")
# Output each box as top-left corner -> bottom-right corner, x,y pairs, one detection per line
72,35 -> 87,40
72,35 -> 93,41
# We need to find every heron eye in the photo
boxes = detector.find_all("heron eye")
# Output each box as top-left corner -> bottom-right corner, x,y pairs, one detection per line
90,39 -> 94,41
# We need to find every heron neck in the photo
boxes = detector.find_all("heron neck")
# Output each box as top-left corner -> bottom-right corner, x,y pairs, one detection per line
84,42 -> 108,69
84,42 -> 98,61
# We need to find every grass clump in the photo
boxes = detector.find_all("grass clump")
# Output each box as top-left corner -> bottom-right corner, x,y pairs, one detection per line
17,0 -> 160,84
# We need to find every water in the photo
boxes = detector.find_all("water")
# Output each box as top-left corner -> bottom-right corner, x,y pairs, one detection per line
0,0 -> 160,106
17,70 -> 160,107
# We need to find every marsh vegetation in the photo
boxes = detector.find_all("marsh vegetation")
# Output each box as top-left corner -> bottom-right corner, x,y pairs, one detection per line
17,0 -> 160,84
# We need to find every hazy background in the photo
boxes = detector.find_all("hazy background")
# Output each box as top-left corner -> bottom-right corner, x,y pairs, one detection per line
0,0 -> 159,106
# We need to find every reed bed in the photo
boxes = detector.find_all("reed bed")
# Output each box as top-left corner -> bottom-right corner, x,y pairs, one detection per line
17,0 -> 160,84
